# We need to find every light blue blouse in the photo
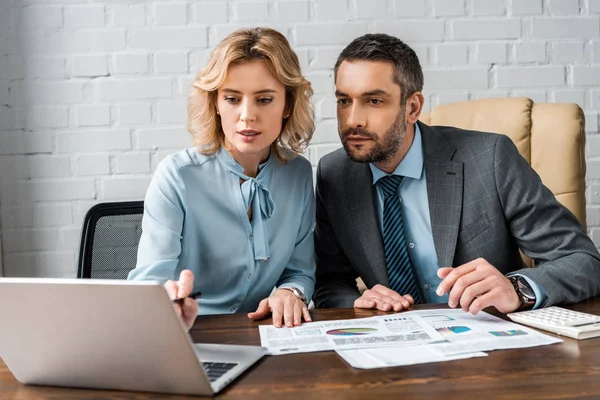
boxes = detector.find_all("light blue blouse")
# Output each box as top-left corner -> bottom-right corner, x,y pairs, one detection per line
128,147 -> 316,315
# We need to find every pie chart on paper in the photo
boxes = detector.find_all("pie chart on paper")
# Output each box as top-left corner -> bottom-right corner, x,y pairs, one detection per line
326,328 -> 378,336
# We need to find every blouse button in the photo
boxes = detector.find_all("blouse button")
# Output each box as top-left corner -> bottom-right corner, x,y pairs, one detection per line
249,235 -> 254,241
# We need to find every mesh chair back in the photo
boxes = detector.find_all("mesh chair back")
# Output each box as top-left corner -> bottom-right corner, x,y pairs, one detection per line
77,201 -> 144,279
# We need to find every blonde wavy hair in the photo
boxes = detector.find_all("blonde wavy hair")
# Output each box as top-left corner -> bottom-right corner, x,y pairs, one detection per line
188,27 -> 315,162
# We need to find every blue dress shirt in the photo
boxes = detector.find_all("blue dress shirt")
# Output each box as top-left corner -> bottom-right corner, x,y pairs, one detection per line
369,124 -> 546,307
129,147 -> 316,315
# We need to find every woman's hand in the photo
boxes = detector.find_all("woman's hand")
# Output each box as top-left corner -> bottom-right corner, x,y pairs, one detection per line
247,289 -> 311,328
164,270 -> 199,330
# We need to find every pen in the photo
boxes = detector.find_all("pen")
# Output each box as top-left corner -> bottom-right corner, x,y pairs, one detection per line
171,291 -> 202,305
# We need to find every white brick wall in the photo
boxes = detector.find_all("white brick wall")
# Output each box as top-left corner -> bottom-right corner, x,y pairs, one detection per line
1,0 -> 600,278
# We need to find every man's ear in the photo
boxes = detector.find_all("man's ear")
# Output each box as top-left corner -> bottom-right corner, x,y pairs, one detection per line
405,92 -> 424,125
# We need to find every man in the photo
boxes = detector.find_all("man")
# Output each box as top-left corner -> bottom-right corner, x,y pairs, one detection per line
314,33 -> 600,314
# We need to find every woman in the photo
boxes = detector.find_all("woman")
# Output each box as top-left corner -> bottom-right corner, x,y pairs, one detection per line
129,27 -> 316,330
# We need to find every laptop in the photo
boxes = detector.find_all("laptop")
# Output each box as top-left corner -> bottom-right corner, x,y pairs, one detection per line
0,278 -> 266,396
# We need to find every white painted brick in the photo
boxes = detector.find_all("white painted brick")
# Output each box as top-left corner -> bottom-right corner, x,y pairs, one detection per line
99,177 -> 151,200
13,82 -> 85,106
472,0 -> 506,16
309,143 -> 343,166
588,160 -> 600,179
311,46 -> 344,70
17,6 -> 63,29
552,42 -> 585,63
234,1 -> 270,22
514,42 -> 546,63
275,1 -> 310,22
452,19 -> 521,40
213,24 -> 291,44
315,96 -> 337,120
587,206 -> 600,227
0,180 -> 96,204
0,155 -> 70,179
512,90 -> 546,102
552,90 -> 584,106
591,0 -> 600,13
64,5 -> 105,28
33,204 -> 73,227
155,52 -> 188,73
585,112 -> 599,132
73,30 -> 126,52
435,44 -> 468,65
26,107 -> 69,129
72,54 -> 108,77
193,2 -> 228,24
424,68 -> 489,90
531,18 -> 599,39
57,227 -> 80,253
118,103 -> 152,125
0,108 -> 24,130
0,131 -> 53,155
316,0 -> 352,20
57,129 -> 131,153
511,0 -> 542,15
497,66 -> 564,87
134,127 -> 191,150
75,105 -> 110,127
24,57 -> 66,79
154,3 -> 187,25
593,41 -> 600,63
592,89 -> 600,109
74,154 -> 110,175
589,182 -> 600,204
296,22 -> 367,46
112,54 -> 149,74
0,6 -> 10,31
394,0 -> 425,17
434,92 -> 470,106
295,48 -> 310,71
189,49 -> 212,71
588,135 -> 600,157
96,78 -> 171,101
0,81 -> 8,105
4,252 -> 76,278
433,0 -> 466,16
547,0 -> 580,15
412,45 -> 429,66
109,4 -> 146,26
573,66 -> 600,85
476,42 -> 508,64
1,206 -> 34,229
3,229 -> 58,252
374,20 -> 444,42
0,55 -> 25,79
129,27 -> 208,50
305,72 -> 334,95
157,99 -> 187,124
312,120 -> 340,144
115,153 -> 151,174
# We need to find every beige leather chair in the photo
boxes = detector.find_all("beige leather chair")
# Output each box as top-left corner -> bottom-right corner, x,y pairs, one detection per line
357,97 -> 586,291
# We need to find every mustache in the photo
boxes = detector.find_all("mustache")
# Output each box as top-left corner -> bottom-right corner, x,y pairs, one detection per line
340,127 -> 377,140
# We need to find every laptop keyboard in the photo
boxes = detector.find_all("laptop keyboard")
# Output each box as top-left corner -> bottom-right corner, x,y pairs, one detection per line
202,362 -> 239,382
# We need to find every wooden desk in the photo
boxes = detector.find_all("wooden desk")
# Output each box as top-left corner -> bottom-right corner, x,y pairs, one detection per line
2,299 -> 600,399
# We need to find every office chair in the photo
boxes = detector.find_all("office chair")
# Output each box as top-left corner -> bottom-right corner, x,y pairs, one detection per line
77,201 -> 145,279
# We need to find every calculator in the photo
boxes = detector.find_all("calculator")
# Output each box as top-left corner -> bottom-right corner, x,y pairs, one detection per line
507,306 -> 600,340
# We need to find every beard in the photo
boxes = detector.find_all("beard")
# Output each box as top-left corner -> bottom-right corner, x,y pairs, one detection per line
339,108 -> 407,164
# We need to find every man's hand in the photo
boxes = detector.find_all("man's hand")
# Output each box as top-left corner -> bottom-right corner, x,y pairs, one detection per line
436,258 -> 521,315
248,289 -> 312,328
353,284 -> 414,312
164,270 -> 199,331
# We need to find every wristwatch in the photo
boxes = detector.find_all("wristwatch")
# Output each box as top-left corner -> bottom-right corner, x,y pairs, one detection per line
509,276 -> 536,310
278,287 -> 307,305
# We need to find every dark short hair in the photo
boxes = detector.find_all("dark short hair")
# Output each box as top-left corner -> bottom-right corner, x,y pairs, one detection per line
334,33 -> 423,103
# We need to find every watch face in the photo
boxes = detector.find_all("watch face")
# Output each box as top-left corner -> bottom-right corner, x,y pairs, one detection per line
515,277 -> 535,300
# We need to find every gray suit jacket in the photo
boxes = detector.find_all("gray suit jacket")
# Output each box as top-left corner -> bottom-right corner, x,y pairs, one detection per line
314,122 -> 600,309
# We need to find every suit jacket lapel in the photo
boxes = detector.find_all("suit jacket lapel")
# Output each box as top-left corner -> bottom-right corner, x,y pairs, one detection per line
419,121 -> 464,268
345,162 -> 389,287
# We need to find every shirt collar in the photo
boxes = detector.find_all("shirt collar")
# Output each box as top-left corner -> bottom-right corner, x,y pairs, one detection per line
369,123 -> 424,185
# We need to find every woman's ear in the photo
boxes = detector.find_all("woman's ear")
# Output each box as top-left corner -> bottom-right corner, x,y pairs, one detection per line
405,92 -> 424,124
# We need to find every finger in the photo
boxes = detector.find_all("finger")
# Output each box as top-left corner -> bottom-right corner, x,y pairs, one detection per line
436,260 -> 480,296
373,300 -> 392,312
457,279 -> 494,312
302,306 -> 312,323
181,297 -> 198,318
447,269 -> 487,308
177,270 -> 194,298
271,299 -> 283,328
293,301 -> 303,326
354,297 -> 377,309
362,290 -> 405,310
437,267 -> 453,279
283,298 -> 295,328
403,294 -> 415,305
248,299 -> 270,320
164,280 -> 178,300
468,291 -> 495,315
369,284 -> 407,303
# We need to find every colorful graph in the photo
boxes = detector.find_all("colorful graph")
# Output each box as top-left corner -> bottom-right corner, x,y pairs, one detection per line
326,328 -> 378,336
489,330 -> 528,337
436,326 -> 471,335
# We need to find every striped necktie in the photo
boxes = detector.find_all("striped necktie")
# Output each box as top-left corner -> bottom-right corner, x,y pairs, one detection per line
379,175 -> 421,303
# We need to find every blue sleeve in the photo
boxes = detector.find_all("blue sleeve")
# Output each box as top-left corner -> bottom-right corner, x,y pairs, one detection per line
128,156 -> 186,283
276,163 -> 316,302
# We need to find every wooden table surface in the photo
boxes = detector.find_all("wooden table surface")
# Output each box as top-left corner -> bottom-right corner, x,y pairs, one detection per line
2,298 -> 600,399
